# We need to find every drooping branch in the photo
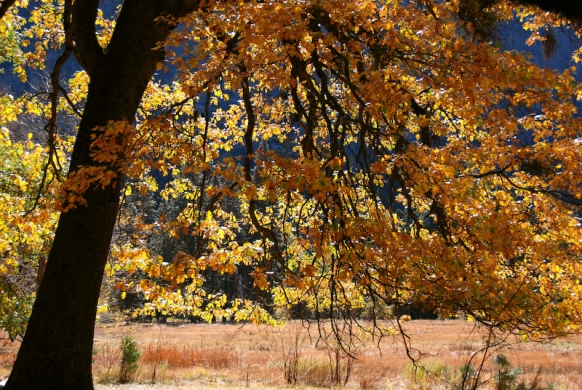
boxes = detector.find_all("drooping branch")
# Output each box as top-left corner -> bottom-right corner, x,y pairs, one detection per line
239,63 -> 283,265
25,0 -> 75,215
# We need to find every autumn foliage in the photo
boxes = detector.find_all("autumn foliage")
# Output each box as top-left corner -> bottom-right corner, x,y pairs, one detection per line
0,128 -> 63,339
2,0 -> 582,340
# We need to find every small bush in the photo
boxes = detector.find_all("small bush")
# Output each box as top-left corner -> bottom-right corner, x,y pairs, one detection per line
327,342 -> 357,387
493,356 -> 551,390
450,355 -> 552,390
268,322 -> 308,384
358,299 -> 395,320
300,358 -> 330,387
494,354 -> 521,390
453,363 -> 479,390
93,343 -> 121,383
119,336 -> 140,383
404,358 -> 451,389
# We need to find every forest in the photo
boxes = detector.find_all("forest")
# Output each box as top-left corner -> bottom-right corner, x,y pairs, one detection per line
0,0 -> 582,388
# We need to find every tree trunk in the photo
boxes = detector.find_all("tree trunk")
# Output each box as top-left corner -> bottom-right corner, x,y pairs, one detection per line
3,1 -> 189,388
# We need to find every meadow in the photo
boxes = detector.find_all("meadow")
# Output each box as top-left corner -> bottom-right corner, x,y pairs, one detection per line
1,319 -> 581,389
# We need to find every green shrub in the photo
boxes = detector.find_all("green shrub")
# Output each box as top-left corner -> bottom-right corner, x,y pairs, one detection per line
119,336 -> 140,383
404,359 -> 451,389
453,363 -> 479,390
493,354 -> 521,390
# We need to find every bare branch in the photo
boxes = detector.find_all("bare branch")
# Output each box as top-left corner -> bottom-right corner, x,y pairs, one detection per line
58,86 -> 83,118
24,0 -> 76,216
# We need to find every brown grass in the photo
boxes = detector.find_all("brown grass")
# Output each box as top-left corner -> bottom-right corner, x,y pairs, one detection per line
1,320 -> 581,389
140,343 -> 239,369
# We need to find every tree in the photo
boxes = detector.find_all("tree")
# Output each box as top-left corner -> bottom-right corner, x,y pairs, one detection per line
1,0 -> 581,389
2,0 -> 202,388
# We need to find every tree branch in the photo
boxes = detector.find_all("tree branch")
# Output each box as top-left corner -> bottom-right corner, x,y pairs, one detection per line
71,0 -> 105,77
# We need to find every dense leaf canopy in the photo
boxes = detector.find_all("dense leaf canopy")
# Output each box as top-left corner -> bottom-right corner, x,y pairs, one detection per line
1,0 -> 582,340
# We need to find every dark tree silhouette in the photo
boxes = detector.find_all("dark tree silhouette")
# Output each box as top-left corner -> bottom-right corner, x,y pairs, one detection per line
3,0 -> 200,388
518,0 -> 582,22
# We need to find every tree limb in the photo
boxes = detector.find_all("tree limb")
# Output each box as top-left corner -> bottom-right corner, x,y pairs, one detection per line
71,0 -> 105,77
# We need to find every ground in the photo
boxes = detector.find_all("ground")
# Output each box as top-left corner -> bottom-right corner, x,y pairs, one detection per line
2,320 -> 582,389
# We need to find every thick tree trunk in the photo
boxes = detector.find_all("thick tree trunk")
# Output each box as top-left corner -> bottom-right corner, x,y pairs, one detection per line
3,1 -> 188,388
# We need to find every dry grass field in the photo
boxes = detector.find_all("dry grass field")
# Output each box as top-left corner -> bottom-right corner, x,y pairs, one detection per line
1,319 -> 581,389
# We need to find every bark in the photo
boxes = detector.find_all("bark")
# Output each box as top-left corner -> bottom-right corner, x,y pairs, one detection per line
4,1 -> 198,388
71,0 -> 105,77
